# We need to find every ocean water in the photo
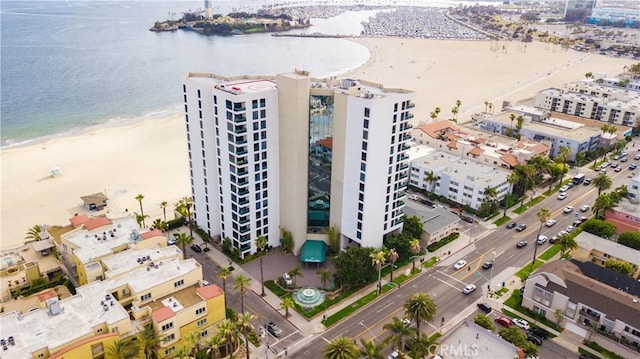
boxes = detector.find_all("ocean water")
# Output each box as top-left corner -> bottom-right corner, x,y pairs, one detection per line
0,0 -> 374,147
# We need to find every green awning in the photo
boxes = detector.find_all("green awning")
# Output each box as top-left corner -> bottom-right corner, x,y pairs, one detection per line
300,240 -> 327,264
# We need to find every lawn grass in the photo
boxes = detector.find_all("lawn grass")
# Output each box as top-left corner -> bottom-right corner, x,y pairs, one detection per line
264,280 -> 287,297
538,244 -> 561,261
513,195 -> 547,214
502,290 -> 562,333
423,256 -> 438,269
493,216 -> 511,226
324,283 -> 395,327
515,259 -> 544,281
427,232 -> 460,252
583,341 -> 626,359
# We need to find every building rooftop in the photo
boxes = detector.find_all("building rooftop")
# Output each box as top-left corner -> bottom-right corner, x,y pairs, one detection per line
403,207 -> 460,235
574,231 -> 640,265
412,151 -> 511,186
0,257 -> 201,357
437,320 -> 522,359
101,245 -> 183,280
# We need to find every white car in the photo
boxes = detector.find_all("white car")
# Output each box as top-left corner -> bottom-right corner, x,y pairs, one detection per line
282,273 -> 293,286
537,235 -> 548,245
557,193 -> 568,200
566,225 -> 575,233
559,185 -> 570,192
513,318 -> 530,330
453,259 -> 467,270
387,350 -> 400,359
462,284 -> 477,295
408,194 -> 419,201
563,206 -> 574,214
545,219 -> 557,227
580,205 -> 590,212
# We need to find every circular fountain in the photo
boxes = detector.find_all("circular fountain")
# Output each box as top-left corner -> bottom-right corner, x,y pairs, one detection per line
293,287 -> 326,309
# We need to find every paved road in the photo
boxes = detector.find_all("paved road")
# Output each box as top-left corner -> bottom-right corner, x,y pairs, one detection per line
289,159 -> 634,357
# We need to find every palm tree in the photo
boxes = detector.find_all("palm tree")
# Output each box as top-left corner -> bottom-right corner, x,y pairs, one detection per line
557,234 -> 578,258
173,346 -> 193,359
515,115 -> 524,139
531,208 -> 551,270
424,171 -> 438,192
488,102 -> 494,114
359,338 -> 384,359
233,274 -> 251,313
317,268 -> 332,289
406,332 -> 436,359
556,146 -> 572,184
138,325 -> 161,359
152,218 -> 166,232
323,336 -> 359,359
256,235 -> 267,296
593,193 -> 614,219
24,224 -> 43,242
218,318 -> 238,359
183,331 -> 201,357
382,317 -> 413,355
217,266 -> 231,305
509,113 -> 516,133
134,212 -> 150,228
175,232 -> 193,257
403,292 -> 437,333
387,248 -> 399,283
434,107 -> 441,117
236,312 -> 255,359
519,165 -> 536,207
484,100 -> 489,113
288,266 -> 303,287
106,338 -> 140,359
370,250 -> 386,295
592,173 -> 612,195
599,124 -> 611,164
160,201 -> 168,222
206,334 -> 226,359
280,296 -> 295,317
135,194 -> 146,228
505,171 -> 520,217
409,239 -> 421,273
450,107 -> 458,123
176,196 -> 194,239
483,186 -> 499,214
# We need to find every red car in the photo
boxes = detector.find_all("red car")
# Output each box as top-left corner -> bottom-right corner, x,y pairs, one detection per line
494,316 -> 512,328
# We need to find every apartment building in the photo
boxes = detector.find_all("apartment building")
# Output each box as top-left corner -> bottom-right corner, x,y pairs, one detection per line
0,254 -> 224,359
573,231 -> 640,279
522,260 -> 639,348
408,148 -> 510,210
182,72 -> 414,255
60,215 -> 169,285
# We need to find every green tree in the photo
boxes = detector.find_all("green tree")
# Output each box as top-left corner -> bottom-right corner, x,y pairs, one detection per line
359,338 -> 384,359
280,296 -> 295,317
236,312 -> 255,359
218,318 -> 239,358
499,327 -> 538,356
138,325 -> 161,359
288,265 -> 303,287
403,292 -> 437,333
582,218 -> 616,238
152,218 -> 166,232
175,196 -> 194,239
328,225 -> 340,253
531,208 -> 551,269
556,146 -> 572,184
217,266 -> 231,305
135,194 -> 146,228
323,336 -> 359,359
106,338 -> 140,359
618,232 -> 640,250
557,233 -> 578,258
592,173 -> 612,196
402,215 -> 424,239
279,226 -> 294,253
575,152 -> 586,167
317,268 -> 332,289
387,248 -> 399,283
424,171 -> 438,192
604,258 -> 635,276
382,316 -> 413,354
592,194 -> 614,220
175,232 -> 193,257
505,171 -> 520,216
206,334 -> 226,359
371,250 -> 387,295
24,224 -> 43,242
159,201 -> 168,223
474,314 -> 495,330
555,309 -> 565,326
332,247 -> 377,289
233,274 -> 251,313
405,333 -> 435,359
409,239 -> 421,273
256,235 -> 267,296
134,212 -> 150,228
515,115 -> 524,139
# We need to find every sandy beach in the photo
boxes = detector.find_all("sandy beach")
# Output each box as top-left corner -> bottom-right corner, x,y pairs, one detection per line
0,38 -> 634,250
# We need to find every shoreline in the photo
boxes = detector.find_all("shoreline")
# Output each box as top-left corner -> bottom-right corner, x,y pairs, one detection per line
1,37 -> 635,250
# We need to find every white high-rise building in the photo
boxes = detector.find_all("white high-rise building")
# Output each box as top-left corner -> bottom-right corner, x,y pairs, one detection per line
182,72 -> 415,258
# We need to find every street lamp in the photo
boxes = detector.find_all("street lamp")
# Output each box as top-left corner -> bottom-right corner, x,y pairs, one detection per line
488,251 -> 497,296
376,262 -> 394,296
359,321 -> 378,343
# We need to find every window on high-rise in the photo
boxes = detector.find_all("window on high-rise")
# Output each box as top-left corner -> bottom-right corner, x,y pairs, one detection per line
364,108 -> 370,117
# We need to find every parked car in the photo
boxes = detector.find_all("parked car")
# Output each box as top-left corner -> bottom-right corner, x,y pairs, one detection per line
282,273 -> 293,286
408,194 -> 419,201
460,215 -> 474,224
549,235 -> 558,244
526,333 -> 543,346
267,322 -> 282,337
611,162 -> 619,168
634,154 -> 640,160
537,236 -> 548,245
387,350 -> 400,359
482,261 -> 493,269
513,318 -> 530,330
516,240 -> 528,248
559,185 -> 570,192
557,192 -> 568,200
630,164 -> 638,170
621,157 -> 628,163
563,206 -> 574,214
477,303 -> 492,313
453,260 -> 467,270
516,224 -> 527,232
402,318 -> 411,327
615,167 -> 622,172
529,327 -> 549,339
462,284 -> 477,295
583,178 -> 591,185
566,225 -> 575,233
190,244 -> 202,253
506,221 -> 517,229
167,238 -> 177,246
580,204 -> 590,212
494,316 -> 512,328
545,219 -> 557,227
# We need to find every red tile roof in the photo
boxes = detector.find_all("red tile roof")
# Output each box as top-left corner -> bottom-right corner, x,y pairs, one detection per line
37,289 -> 58,303
447,140 -> 458,149
500,153 -> 520,167
141,229 -> 164,240
316,137 -> 333,150
151,306 -> 175,323
415,120 -> 459,139
468,146 -> 484,156
197,284 -> 224,300
84,216 -> 113,231
69,214 -> 90,227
